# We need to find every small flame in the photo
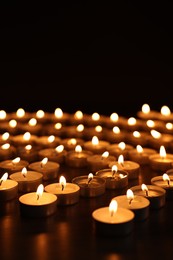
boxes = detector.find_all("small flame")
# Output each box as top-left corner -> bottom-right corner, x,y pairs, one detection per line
118,142 -> 126,150
16,108 -> 25,118
41,157 -> 48,167
25,144 -> 32,151
59,175 -> 66,191
101,151 -> 109,158
166,122 -> 173,130
55,123 -> 62,130
12,157 -> 20,164
21,167 -> 27,177
110,112 -> 119,122
141,183 -> 149,196
48,135 -> 55,143
36,110 -> 45,118
160,105 -> 171,116
150,129 -> 161,139
9,119 -> 17,128
95,125 -> 102,132
0,110 -> 7,119
74,110 -> 83,119
113,126 -> 120,134
91,112 -> 100,121
68,138 -> 77,145
0,172 -> 8,185
54,108 -> 63,118
109,199 -> 118,217
136,145 -> 143,154
133,131 -> 140,138
91,136 -> 99,145
160,145 -> 166,159
118,154 -> 124,166
36,184 -> 44,200
142,104 -> 150,114
75,145 -> 82,152
128,117 -> 136,126
163,173 -> 170,186
88,173 -> 93,184
23,132 -> 31,141
146,120 -> 155,128
1,143 -> 10,150
55,145 -> 64,153
2,132 -> 10,141
126,189 -> 134,204
76,124 -> 84,132
29,118 -> 37,126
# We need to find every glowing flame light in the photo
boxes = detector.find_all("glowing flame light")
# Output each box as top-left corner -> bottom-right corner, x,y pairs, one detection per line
163,173 -> 170,186
109,199 -> 118,217
21,167 -> 27,177
142,104 -> 150,114
0,172 -> 8,185
55,145 -> 64,153
36,184 -> 44,200
92,136 -> 99,145
59,175 -> 66,191
141,183 -> 149,196
160,145 -> 166,159
126,189 -> 134,204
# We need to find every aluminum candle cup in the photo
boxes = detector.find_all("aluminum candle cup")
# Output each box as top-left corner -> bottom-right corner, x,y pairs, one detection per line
19,191 -> 57,217
0,179 -> 18,201
151,175 -> 173,200
114,194 -> 150,221
45,182 -> 80,205
10,170 -> 43,193
96,168 -> 128,190
72,175 -> 106,197
109,161 -> 140,180
92,204 -> 135,237
130,185 -> 166,209
149,153 -> 173,172
65,150 -> 93,168
0,159 -> 29,177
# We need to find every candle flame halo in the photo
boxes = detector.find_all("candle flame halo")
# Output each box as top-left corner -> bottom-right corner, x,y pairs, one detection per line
36,184 -> 44,200
0,172 -> 8,185
109,199 -> 118,217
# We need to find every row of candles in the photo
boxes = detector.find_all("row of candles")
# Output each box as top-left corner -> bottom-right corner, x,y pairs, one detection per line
0,104 -> 173,237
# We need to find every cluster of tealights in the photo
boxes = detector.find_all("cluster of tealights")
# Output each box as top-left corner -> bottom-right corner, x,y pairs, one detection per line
0,104 -> 173,237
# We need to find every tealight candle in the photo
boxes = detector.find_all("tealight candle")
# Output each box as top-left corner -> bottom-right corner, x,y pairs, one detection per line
83,136 -> 110,154
130,183 -> 166,209
65,145 -> 93,168
60,137 -> 84,151
35,135 -> 61,149
106,142 -> 134,160
28,157 -> 60,181
109,154 -> 140,180
96,165 -> 128,190
0,172 -> 18,201
157,105 -> 173,122
82,125 -> 105,141
72,173 -> 106,197
16,144 -> 39,163
128,145 -> 157,165
149,145 -> 173,172
8,108 -> 31,123
114,189 -> 150,221
0,132 -> 11,145
147,129 -> 173,150
11,131 -> 38,147
92,198 -> 135,236
151,173 -> 173,200
19,184 -> 57,217
50,107 -> 70,124
63,124 -> 85,139
103,126 -> 126,143
125,130 -> 149,147
86,151 -> 116,173
0,143 -> 17,160
10,167 -> 43,193
83,112 -> 105,127
38,145 -> 67,164
18,118 -> 42,135
136,103 -> 160,120
103,112 -> 126,129
45,175 -> 80,205
0,157 -> 29,177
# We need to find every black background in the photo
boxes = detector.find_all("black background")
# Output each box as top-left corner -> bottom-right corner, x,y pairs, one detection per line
1,2 -> 173,116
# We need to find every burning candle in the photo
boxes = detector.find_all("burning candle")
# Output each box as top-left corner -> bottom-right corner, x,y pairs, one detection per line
10,167 -> 43,193
45,175 -> 80,205
149,145 -> 173,172
128,145 -> 157,165
0,172 -> 18,201
0,157 -> 29,176
35,135 -> 61,149
0,143 -> 17,160
38,145 -> 67,164
114,189 -> 150,221
60,137 -> 84,151
107,142 -> 134,160
65,145 -> 93,168
151,173 -> 173,200
11,131 -> 38,147
96,165 -> 128,190
19,184 -> 57,217
130,183 -> 166,209
92,198 -> 135,236
72,173 -> 106,197
28,157 -> 60,181
83,136 -> 110,154
137,103 -> 160,120
109,154 -> 140,180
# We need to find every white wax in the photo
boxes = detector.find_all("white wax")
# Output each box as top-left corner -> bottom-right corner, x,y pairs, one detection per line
92,207 -> 134,224
45,183 -> 80,195
19,192 -> 57,206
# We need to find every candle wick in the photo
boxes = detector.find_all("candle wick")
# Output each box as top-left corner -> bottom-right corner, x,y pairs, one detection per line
88,178 -> 92,185
37,194 -> 39,200
128,199 -> 133,205
0,180 -> 3,185
110,211 -> 114,217
112,171 -> 115,179
61,184 -> 64,191
167,180 -> 170,186
146,190 -> 148,197
120,162 -> 124,167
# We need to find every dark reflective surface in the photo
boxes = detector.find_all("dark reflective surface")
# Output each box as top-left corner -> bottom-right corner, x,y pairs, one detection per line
0,164 -> 172,260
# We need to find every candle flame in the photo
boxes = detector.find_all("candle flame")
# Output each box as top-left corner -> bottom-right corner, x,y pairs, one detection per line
55,123 -> 62,130
2,132 -> 10,141
142,104 -> 150,114
91,112 -> 100,121
111,164 -> 117,177
150,129 -> 161,139
25,144 -> 32,151
141,183 -> 149,196
160,145 -> 166,159
54,108 -> 63,118
133,131 -> 140,138
36,184 -> 44,200
166,122 -> 173,130
126,189 -> 134,204
109,199 -> 118,217
9,119 -> 17,128
101,151 -> 109,158
36,110 -> 45,118
88,173 -> 93,184
68,138 -> 77,145
28,118 -> 37,126
48,135 -> 55,143
0,172 -> 8,185
74,110 -> 83,119
163,173 -> 170,186
118,154 -> 124,166
23,132 -> 31,141
59,175 -> 66,191
16,108 -> 25,118
136,145 -> 143,154
41,157 -> 48,167
12,157 -> 20,164
76,124 -> 84,132
160,105 -> 171,116
118,142 -> 125,150
110,112 -> 119,122
1,143 -> 10,150
146,120 -> 155,128
128,117 -> 136,125
95,125 -> 102,132
75,145 -> 82,152
113,126 -> 120,134
91,136 -> 99,145
0,110 -> 7,119
55,145 -> 64,153
21,167 -> 27,177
